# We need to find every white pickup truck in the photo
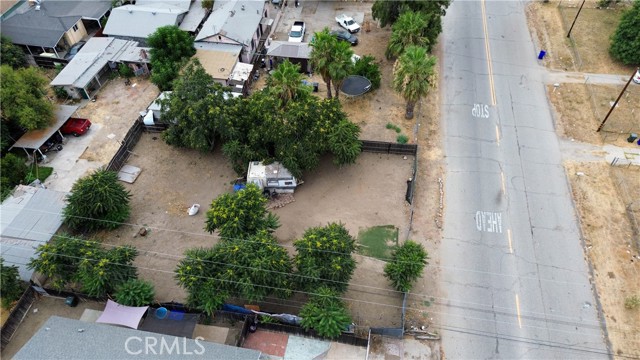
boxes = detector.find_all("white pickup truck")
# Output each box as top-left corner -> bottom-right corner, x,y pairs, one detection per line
288,21 -> 306,42
335,14 -> 360,33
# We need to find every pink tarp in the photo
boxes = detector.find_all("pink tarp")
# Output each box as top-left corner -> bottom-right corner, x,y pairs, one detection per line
96,300 -> 149,329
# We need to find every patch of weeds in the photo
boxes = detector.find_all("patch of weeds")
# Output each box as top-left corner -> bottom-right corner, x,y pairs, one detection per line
625,295 -> 640,310
386,123 -> 402,133
397,134 -> 409,144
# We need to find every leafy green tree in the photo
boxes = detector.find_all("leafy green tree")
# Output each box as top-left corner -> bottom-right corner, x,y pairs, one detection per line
384,240 -> 428,292
1,36 -> 26,68
161,59 -> 231,151
1,258 -> 25,309
328,41 -> 354,101
118,63 -> 134,78
0,65 -> 55,130
372,0 -> 450,28
205,183 -> 280,239
267,60 -> 307,106
77,244 -> 138,297
393,46 -> 437,119
294,223 -> 357,293
114,278 -> 156,306
201,0 -> 213,9
299,286 -> 352,339
63,169 -> 131,232
28,234 -> 137,296
352,55 -> 381,90
147,26 -> 195,90
176,232 -> 294,315
385,11 -> 435,59
609,0 -> 640,65
1,153 -> 28,200
310,28 -> 338,99
221,91 -> 361,178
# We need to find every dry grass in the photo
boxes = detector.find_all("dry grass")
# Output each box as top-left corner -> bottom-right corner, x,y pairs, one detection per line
565,162 -> 640,359
588,83 -> 640,135
547,83 -> 602,143
527,0 -> 635,75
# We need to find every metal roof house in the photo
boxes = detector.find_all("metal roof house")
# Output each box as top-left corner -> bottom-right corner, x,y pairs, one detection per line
50,37 -> 149,99
103,0 -> 208,45
14,316 -> 262,360
0,0 -> 111,59
195,0 -> 270,64
266,41 -> 311,73
0,186 -> 68,281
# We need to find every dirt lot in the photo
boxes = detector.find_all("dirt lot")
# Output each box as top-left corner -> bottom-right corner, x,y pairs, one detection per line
565,163 -> 640,358
526,0 -> 635,75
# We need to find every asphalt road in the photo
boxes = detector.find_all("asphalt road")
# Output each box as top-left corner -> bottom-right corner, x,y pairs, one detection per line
438,0 -> 610,358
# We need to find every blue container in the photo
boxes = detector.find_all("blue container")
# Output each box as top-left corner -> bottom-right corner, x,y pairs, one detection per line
155,307 -> 168,319
538,50 -> 546,60
233,183 -> 246,192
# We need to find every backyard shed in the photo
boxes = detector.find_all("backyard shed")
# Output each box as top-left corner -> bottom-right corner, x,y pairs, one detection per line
266,41 -> 311,73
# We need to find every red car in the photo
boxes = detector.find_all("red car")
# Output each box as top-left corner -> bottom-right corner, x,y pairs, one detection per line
60,117 -> 91,137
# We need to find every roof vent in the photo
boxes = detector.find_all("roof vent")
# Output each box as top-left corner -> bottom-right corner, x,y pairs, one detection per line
152,12 -> 156,15
229,10 -> 235,17
241,5 -> 245,10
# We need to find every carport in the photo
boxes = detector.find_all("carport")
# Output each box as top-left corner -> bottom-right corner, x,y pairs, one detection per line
266,41 -> 311,73
9,105 -> 78,161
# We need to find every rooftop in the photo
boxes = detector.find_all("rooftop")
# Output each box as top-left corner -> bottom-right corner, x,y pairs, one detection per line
194,47 -> 241,81
195,0 -> 264,44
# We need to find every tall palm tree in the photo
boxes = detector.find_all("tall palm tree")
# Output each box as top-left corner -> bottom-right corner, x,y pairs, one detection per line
267,60 -> 305,106
393,46 -> 436,120
328,41 -> 354,101
385,11 -> 429,59
310,28 -> 338,99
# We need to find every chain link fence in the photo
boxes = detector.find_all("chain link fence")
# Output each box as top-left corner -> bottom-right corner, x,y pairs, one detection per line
583,76 -> 640,136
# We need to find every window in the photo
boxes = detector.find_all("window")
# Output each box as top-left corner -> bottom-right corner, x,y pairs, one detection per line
72,24 -> 79,32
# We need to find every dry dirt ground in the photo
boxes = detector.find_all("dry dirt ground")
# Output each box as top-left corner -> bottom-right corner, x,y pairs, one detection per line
527,3 -> 640,358
526,0 -> 636,75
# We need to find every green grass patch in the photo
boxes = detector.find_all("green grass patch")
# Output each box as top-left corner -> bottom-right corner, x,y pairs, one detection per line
385,123 -> 402,133
357,225 -> 399,260
25,164 -> 53,184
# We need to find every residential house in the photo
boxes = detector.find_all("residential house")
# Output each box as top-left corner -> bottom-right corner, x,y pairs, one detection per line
50,37 -> 150,99
195,0 -> 271,64
0,0 -> 111,60
103,0 -> 208,45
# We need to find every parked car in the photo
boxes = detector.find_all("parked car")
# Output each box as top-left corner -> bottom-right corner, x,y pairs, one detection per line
38,133 -> 63,158
64,41 -> 86,61
60,117 -> 91,137
288,21 -> 305,42
335,14 -> 360,33
330,30 -> 358,46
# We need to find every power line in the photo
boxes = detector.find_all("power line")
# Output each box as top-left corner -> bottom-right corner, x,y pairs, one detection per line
5,226 -> 631,334
11,249 -> 638,340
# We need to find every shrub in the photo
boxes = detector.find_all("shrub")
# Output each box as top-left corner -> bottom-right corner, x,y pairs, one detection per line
1,153 -> 28,200
299,287 -> 352,339
53,86 -> 68,100
625,295 -> 640,310
352,55 -> 381,90
384,240 -> 428,292
63,169 -> 131,232
397,134 -> 409,144
114,279 -> 156,306
609,0 -> 640,65
1,258 -> 25,309
118,63 -> 135,78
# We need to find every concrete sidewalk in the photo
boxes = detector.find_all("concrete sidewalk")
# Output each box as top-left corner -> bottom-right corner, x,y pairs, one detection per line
543,70 -> 634,85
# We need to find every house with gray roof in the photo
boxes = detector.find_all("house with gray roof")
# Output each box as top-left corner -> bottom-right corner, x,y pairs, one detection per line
50,37 -> 150,99
0,0 -> 111,58
195,0 -> 271,64
1,185 -> 68,281
103,0 -> 208,44
14,316 -> 262,360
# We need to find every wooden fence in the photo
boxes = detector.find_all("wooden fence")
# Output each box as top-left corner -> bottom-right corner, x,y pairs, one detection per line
360,140 -> 418,156
105,120 -> 144,172
1,287 -> 37,351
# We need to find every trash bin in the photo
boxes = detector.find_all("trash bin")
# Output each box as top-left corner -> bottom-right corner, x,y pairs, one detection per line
155,307 -> 168,319
538,50 -> 546,60
627,133 -> 638,143
65,295 -> 78,307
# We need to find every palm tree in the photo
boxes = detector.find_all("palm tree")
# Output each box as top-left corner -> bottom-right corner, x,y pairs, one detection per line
328,41 -> 354,101
393,46 -> 436,120
267,60 -> 306,106
385,11 -> 429,59
310,28 -> 338,99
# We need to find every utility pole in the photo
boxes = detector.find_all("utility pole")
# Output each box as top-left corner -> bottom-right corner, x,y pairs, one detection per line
567,0 -> 586,38
596,68 -> 638,132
